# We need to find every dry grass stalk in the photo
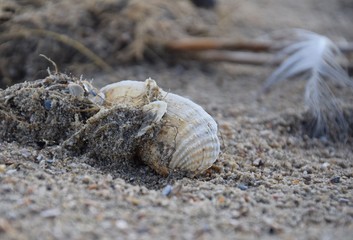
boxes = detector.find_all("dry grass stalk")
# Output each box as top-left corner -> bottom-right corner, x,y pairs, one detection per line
164,37 -> 353,53
165,38 -> 274,52
0,29 -> 113,72
192,50 -> 277,65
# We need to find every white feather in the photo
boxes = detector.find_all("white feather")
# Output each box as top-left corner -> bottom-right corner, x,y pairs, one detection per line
263,29 -> 352,141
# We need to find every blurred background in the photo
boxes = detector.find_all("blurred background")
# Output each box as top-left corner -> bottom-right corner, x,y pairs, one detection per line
1,0 -> 352,88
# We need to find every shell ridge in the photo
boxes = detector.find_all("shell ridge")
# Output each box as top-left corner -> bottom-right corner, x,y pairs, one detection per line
169,123 -> 219,170
172,119 -> 218,160
172,134 -> 219,170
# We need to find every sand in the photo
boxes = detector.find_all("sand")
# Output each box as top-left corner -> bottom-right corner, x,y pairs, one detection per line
0,0 -> 352,239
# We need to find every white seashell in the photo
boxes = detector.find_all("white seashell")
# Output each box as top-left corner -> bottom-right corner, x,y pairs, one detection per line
101,79 -> 161,108
101,78 -> 220,176
67,80 -> 105,105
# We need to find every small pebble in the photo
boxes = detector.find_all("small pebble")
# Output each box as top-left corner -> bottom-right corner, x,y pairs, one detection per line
238,184 -> 248,191
126,197 -> 140,206
0,164 -> 5,173
338,198 -> 349,204
46,159 -> 55,164
320,162 -> 330,170
82,175 -> 91,184
252,158 -> 264,167
101,221 -> 112,229
330,176 -> 340,184
6,169 -> 16,175
115,220 -> 129,230
162,185 -> 173,197
39,160 -> 46,169
36,154 -> 44,163
44,99 -> 52,110
20,149 -> 31,158
302,175 -> 311,182
40,208 -> 61,218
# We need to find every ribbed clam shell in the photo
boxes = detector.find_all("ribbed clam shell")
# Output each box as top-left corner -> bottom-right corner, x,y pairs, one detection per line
159,92 -> 219,172
101,79 -> 220,176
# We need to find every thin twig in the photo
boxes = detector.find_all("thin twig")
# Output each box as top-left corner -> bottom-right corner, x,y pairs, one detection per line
165,38 -> 274,52
185,50 -> 353,70
0,29 -> 113,72
192,50 -> 279,65
165,37 -> 353,54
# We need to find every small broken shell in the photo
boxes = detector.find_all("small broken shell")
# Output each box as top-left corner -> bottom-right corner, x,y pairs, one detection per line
101,78 -> 220,176
68,82 -> 85,97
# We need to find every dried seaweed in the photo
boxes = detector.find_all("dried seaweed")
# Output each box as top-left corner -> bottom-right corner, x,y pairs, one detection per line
0,0 -> 217,87
0,73 -> 100,147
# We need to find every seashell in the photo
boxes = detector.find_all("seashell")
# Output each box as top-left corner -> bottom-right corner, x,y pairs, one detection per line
68,80 -> 105,105
68,82 -> 85,97
101,78 -> 220,176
